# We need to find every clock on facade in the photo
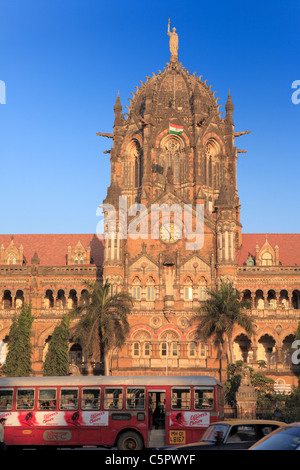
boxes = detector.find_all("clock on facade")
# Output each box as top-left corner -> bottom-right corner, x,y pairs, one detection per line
159,222 -> 181,244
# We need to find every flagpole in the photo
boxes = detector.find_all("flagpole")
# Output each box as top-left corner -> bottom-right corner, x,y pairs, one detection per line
173,74 -> 176,108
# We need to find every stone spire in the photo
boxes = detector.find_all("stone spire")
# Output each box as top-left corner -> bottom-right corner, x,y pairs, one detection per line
225,89 -> 234,123
114,91 -> 125,127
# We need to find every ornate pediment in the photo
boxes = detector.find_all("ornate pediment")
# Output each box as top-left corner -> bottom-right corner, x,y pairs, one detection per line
67,241 -> 91,265
0,238 -> 24,265
180,254 -> 211,275
255,235 -> 279,266
128,254 -> 159,277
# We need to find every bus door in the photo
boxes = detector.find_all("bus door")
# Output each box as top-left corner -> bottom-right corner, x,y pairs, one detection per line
147,390 -> 166,448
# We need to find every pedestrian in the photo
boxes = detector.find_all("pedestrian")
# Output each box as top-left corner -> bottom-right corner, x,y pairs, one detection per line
0,417 -> 7,450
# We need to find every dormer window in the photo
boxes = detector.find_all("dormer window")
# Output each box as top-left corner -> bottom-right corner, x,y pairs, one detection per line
246,255 -> 254,266
261,252 -> 273,266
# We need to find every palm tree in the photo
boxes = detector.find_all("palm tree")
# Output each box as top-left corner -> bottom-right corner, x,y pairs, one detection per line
196,282 -> 254,380
72,280 -> 133,375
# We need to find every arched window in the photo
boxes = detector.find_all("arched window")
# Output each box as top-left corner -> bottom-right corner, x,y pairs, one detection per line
144,342 -> 151,356
44,290 -> 54,309
159,134 -> 185,185
146,286 -> 154,300
184,277 -> 193,301
161,342 -> 167,357
171,342 -> 179,356
131,331 -> 152,358
15,290 -> 24,308
132,277 -> 141,300
184,287 -> 192,300
125,139 -> 143,192
146,277 -> 156,301
292,290 -> 300,309
199,278 -> 207,301
267,290 -> 276,309
56,290 -> 66,309
261,252 -> 273,266
133,342 -> 140,357
69,343 -> 82,365
189,342 -> 196,357
68,290 -> 78,308
204,139 -> 221,189
3,291 -> 12,309
132,286 -> 141,300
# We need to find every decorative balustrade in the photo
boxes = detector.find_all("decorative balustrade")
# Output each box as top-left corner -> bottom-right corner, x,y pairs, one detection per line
248,308 -> 300,318
238,265 -> 300,274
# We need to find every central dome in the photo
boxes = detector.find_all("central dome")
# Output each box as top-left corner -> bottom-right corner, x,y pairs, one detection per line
127,61 -> 221,125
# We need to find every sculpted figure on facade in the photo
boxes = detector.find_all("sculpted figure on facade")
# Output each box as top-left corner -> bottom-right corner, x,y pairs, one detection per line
167,18 -> 178,59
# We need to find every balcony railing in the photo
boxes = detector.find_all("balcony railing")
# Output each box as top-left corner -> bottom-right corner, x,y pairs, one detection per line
249,308 -> 300,318
238,265 -> 300,274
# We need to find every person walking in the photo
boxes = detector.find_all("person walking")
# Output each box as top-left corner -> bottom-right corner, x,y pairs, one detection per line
0,417 -> 7,450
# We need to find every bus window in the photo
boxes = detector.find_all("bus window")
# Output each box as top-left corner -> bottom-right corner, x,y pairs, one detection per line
60,388 -> 79,410
126,388 -> 145,410
104,388 -> 123,410
82,388 -> 101,410
171,387 -> 191,410
38,388 -> 57,410
16,388 -> 35,410
194,387 -> 214,410
0,389 -> 13,410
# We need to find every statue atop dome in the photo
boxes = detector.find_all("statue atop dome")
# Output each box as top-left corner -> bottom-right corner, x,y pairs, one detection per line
167,18 -> 178,61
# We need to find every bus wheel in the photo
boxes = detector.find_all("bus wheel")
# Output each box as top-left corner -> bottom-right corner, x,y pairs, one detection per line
117,431 -> 143,450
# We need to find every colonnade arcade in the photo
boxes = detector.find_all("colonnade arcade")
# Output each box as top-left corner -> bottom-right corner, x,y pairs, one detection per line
233,332 -> 296,366
1,288 -> 88,310
242,288 -> 300,310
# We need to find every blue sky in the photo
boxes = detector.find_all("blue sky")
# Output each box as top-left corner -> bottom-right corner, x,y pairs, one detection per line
0,0 -> 299,235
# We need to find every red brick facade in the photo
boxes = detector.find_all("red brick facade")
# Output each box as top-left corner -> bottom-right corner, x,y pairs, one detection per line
1,46 -> 300,391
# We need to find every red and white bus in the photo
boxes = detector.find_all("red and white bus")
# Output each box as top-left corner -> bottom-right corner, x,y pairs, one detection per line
0,375 -> 224,449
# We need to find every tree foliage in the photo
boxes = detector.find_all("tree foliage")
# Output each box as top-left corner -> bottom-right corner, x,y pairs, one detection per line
3,304 -> 33,377
196,282 -> 254,367
71,280 -> 133,375
43,315 -> 70,376
224,361 -> 275,408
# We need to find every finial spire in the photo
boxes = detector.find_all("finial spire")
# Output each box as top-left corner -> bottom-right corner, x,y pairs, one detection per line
225,89 -> 234,112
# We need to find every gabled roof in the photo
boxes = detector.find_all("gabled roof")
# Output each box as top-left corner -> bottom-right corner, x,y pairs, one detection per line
237,233 -> 300,266
0,232 -> 299,268
0,234 -> 104,266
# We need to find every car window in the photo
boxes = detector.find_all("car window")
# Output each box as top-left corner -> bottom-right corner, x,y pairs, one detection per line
201,424 -> 229,443
251,427 -> 300,450
258,424 -> 280,439
227,425 -> 256,443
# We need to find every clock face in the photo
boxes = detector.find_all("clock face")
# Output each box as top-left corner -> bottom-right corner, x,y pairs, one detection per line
159,222 -> 181,244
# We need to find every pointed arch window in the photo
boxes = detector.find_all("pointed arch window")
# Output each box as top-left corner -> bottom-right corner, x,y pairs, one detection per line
160,135 -> 185,185
184,277 -> 193,301
132,276 -> 141,300
146,277 -> 155,301
132,286 -> 141,300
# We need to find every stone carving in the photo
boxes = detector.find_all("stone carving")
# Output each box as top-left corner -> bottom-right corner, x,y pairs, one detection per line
236,368 -> 258,419
167,18 -> 178,59
240,367 -> 251,386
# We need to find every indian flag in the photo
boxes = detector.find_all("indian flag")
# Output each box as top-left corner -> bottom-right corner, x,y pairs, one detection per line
169,123 -> 184,135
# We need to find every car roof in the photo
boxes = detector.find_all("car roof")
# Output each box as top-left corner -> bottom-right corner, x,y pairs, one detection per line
208,419 -> 286,426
